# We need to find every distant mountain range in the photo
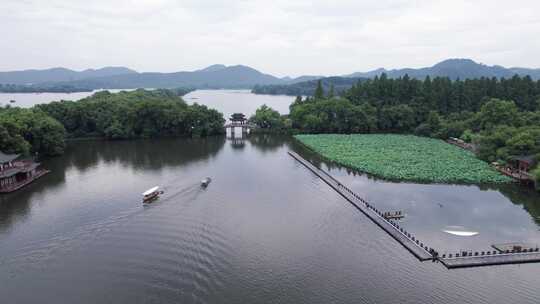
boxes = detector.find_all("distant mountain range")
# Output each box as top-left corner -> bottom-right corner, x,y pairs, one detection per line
253,59 -> 540,96
1,59 -> 539,93
345,58 -> 540,80
0,65 -> 317,92
0,67 -> 137,85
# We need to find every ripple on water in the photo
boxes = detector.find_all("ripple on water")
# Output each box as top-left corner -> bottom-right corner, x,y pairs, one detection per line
4,189 -> 236,303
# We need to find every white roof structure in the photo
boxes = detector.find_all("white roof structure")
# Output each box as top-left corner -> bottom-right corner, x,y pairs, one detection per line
443,230 -> 479,236
142,186 -> 159,196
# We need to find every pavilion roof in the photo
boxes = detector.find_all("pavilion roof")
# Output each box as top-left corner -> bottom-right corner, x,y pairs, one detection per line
0,151 -> 19,164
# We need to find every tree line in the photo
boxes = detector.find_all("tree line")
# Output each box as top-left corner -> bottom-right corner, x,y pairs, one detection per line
249,75 -> 540,184
0,83 -> 93,93
1,89 -> 224,156
252,77 -> 361,96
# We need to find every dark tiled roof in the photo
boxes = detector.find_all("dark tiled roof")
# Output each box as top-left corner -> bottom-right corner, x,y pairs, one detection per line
0,151 -> 19,164
510,155 -> 536,164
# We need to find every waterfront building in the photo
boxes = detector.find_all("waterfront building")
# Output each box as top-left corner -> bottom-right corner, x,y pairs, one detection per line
0,151 -> 49,193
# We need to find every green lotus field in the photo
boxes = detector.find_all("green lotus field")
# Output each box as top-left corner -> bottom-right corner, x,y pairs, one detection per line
295,134 -> 512,184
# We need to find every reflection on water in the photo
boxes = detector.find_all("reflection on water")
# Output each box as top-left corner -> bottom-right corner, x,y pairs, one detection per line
1,135 -> 540,303
292,141 -> 540,252
0,137 -> 225,235
498,184 -> 540,226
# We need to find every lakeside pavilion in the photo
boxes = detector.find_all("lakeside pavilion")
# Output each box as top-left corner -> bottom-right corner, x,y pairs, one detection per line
510,155 -> 536,172
230,113 -> 247,124
0,151 -> 49,193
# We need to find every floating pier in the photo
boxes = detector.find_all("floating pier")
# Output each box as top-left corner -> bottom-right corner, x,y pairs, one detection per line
289,151 -> 540,269
492,242 -> 537,253
288,151 -> 434,261
383,211 -> 405,220
440,250 -> 540,269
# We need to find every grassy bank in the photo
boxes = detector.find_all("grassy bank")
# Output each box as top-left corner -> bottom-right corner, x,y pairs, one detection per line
295,134 -> 512,184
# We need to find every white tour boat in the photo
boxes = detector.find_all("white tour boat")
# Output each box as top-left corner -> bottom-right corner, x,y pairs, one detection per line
142,186 -> 163,203
201,177 -> 212,188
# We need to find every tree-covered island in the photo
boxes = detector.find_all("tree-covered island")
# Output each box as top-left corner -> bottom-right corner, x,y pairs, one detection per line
0,89 -> 224,156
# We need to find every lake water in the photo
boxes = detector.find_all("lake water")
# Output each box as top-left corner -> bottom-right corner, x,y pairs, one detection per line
184,89 -> 294,118
0,89 -> 130,108
0,89 -> 295,119
1,135 -> 539,303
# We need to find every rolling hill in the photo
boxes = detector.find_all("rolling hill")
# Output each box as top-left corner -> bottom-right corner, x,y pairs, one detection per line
0,67 -> 137,85
2,59 -> 539,93
346,59 -> 540,80
0,65 -> 320,91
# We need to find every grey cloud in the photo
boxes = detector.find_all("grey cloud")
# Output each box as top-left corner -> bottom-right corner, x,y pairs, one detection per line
0,0 -> 539,77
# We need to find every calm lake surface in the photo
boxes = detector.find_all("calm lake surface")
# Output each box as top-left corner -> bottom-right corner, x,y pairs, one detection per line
184,89 -> 294,118
0,89 -> 130,108
1,134 -> 539,303
0,89 -> 295,119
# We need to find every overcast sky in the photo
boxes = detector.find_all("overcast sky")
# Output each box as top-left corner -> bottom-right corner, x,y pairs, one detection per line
1,0 -> 539,77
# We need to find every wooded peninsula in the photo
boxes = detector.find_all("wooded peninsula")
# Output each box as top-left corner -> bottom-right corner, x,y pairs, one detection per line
249,74 -> 540,185
0,89 -> 224,156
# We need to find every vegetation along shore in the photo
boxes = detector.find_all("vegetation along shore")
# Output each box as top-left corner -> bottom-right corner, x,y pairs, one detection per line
249,74 -> 540,188
0,89 -> 224,156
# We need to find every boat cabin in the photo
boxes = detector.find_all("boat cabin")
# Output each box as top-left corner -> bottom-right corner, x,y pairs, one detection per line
0,151 -> 47,193
201,177 -> 212,188
142,186 -> 163,203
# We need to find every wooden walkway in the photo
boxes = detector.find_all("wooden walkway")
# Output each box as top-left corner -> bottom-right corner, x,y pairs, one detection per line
440,251 -> 540,269
289,151 -> 540,269
288,151 -> 435,261
495,167 -> 534,184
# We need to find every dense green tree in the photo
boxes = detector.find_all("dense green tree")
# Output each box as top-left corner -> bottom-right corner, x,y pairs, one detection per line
533,168 -> 540,190
314,80 -> 324,99
328,84 -> 335,98
290,98 -> 376,133
0,107 -> 66,155
345,74 -> 540,114
378,105 -> 416,131
475,125 -> 517,162
249,104 -> 284,130
477,98 -> 519,130
38,89 -> 225,139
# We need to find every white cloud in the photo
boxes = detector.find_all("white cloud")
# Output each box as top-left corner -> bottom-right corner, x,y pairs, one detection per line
0,0 -> 539,76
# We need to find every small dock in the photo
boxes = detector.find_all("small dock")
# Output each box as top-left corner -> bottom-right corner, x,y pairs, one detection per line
440,250 -> 540,269
383,211 -> 404,220
288,151 -> 434,261
289,150 -> 540,269
492,242 -> 537,253
495,167 -> 534,185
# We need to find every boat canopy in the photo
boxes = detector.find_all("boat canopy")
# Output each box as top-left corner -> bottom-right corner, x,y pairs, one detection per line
142,186 -> 159,196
